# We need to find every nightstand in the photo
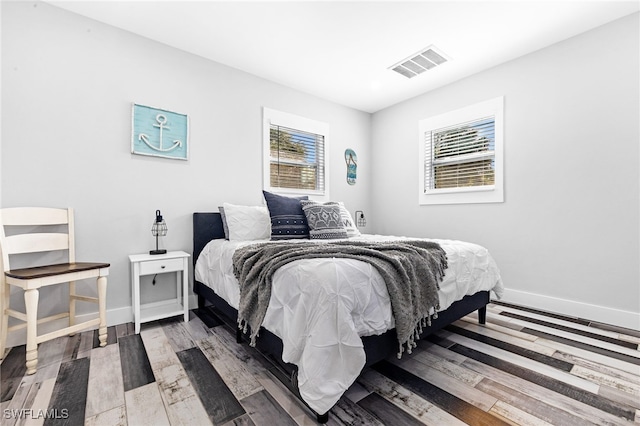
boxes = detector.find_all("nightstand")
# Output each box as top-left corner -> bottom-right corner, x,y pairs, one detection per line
129,250 -> 190,334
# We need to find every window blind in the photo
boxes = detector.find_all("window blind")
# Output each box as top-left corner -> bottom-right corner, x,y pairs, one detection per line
270,124 -> 325,192
424,117 -> 495,190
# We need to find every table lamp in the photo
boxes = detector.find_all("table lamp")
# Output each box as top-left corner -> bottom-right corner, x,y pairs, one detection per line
150,209 -> 167,255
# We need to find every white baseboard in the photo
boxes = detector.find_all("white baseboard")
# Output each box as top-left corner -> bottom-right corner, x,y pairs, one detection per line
4,294 -> 199,349
500,288 -> 640,331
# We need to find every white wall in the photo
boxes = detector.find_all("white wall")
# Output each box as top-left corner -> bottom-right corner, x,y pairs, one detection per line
371,13 -> 640,329
1,1 -> 372,335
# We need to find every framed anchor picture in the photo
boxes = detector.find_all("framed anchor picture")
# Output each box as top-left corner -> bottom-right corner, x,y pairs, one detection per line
131,103 -> 189,160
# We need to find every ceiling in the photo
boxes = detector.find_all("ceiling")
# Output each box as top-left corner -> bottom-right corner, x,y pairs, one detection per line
46,1 -> 639,113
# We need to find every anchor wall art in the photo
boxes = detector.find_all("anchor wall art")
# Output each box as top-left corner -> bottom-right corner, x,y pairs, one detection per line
131,103 -> 189,160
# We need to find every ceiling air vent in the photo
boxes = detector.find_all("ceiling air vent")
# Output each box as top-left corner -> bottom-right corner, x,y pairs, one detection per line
390,45 -> 449,79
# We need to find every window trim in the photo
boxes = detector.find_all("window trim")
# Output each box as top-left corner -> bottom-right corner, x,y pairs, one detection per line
418,97 -> 504,205
263,108 -> 330,201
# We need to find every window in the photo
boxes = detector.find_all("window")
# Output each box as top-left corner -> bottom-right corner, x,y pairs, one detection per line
419,97 -> 504,205
263,108 -> 329,199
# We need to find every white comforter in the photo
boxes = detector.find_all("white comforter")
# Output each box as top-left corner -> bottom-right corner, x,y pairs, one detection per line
194,235 -> 504,414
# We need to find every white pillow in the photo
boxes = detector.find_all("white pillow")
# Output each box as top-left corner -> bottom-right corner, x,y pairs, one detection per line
338,202 -> 361,237
222,203 -> 271,241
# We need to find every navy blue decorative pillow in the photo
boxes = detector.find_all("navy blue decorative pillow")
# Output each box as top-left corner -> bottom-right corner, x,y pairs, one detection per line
262,191 -> 309,239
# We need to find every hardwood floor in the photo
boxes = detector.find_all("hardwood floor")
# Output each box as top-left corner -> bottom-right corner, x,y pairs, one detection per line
1,302 -> 639,425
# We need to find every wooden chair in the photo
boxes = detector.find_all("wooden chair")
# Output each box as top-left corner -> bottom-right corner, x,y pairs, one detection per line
0,207 -> 109,374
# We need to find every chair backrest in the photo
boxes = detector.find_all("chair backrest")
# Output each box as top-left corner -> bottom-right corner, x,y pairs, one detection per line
0,207 -> 76,274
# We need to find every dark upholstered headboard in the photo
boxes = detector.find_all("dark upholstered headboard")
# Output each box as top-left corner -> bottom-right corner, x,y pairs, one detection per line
193,212 -> 225,267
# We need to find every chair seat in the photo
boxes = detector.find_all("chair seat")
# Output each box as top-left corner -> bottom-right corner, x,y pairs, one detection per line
5,262 -> 111,280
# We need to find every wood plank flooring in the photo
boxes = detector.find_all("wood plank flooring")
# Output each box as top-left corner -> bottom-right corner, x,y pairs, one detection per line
1,301 -> 639,425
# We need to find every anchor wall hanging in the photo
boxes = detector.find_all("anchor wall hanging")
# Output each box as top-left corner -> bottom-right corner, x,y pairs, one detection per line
131,103 -> 189,160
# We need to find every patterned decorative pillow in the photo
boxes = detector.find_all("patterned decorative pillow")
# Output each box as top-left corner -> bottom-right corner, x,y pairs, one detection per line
337,202 -> 361,237
263,191 -> 309,239
300,201 -> 348,239
222,203 -> 271,241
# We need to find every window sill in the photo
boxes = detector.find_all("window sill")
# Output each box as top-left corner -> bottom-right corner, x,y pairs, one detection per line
265,187 -> 329,202
419,186 -> 503,205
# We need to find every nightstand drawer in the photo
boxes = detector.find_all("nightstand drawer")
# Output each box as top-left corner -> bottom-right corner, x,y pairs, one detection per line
139,257 -> 184,275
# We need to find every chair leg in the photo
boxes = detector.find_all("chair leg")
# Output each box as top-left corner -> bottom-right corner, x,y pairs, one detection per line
97,276 -> 107,347
69,280 -> 76,335
0,282 -> 9,360
24,288 -> 39,374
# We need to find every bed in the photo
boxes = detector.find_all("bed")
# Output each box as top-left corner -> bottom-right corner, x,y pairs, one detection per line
192,208 -> 504,423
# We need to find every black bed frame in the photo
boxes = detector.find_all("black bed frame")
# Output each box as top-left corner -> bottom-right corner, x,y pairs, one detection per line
192,212 -> 489,423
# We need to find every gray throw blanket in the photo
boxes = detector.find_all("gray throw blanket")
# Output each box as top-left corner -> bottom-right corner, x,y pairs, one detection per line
232,239 -> 448,357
